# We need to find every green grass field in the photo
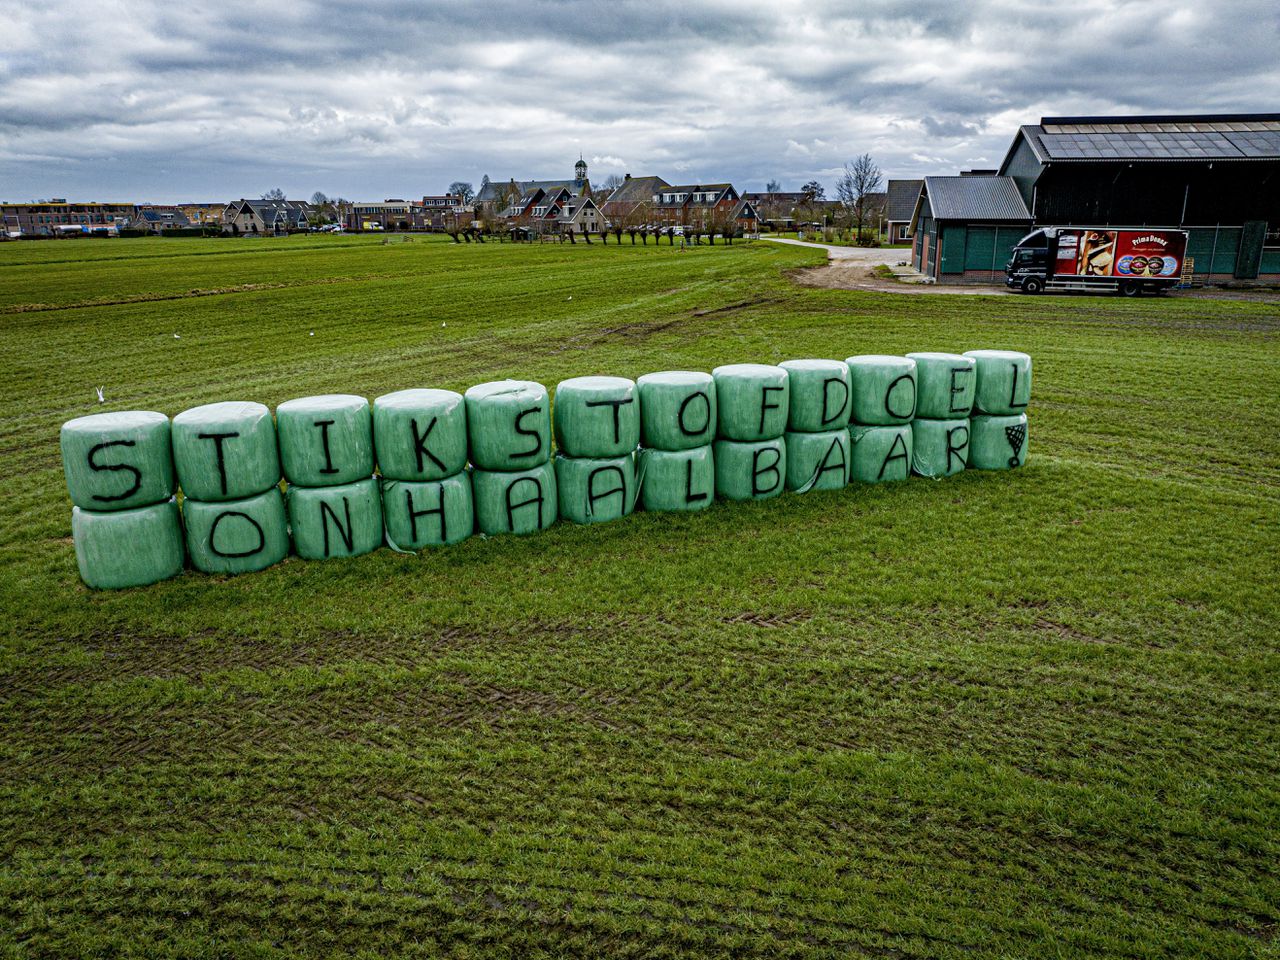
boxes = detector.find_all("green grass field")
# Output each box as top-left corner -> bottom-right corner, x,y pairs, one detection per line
2,234 -> 1278,958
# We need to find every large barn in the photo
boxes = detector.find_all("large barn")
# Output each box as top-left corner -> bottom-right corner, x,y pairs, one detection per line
911,113 -> 1280,284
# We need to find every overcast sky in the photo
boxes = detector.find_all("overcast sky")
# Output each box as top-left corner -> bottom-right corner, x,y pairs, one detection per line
2,0 -> 1278,203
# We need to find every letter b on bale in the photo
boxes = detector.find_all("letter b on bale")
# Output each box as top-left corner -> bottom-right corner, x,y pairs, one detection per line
276,395 -> 374,486
465,381 -> 551,470
373,389 -> 468,481
183,488 -> 289,574
287,478 -> 383,559
555,453 -> 635,524
381,473 -> 475,548
172,401 -> 280,502
474,461 -> 557,535
713,364 -> 789,442
61,411 -> 174,511
637,372 -> 715,451
713,438 -> 785,501
553,376 -> 639,458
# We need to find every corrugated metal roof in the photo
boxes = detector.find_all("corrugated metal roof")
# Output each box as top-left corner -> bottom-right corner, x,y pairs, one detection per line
885,180 -> 922,222
920,176 -> 1031,221
1019,117 -> 1280,162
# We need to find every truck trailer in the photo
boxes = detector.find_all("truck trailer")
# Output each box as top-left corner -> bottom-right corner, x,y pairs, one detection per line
1006,227 -> 1188,296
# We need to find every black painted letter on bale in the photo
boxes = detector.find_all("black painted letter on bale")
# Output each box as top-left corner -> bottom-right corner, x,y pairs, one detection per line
948,367 -> 972,414
677,391 -> 711,438
209,510 -> 265,558
879,432 -> 909,480
884,374 -> 915,420
410,417 -> 447,474
505,476 -> 544,530
1009,362 -> 1027,410
405,487 -> 446,543
320,497 -> 354,556
684,458 -> 708,503
586,466 -> 626,517
814,437 -> 848,485
197,432 -> 239,496
752,446 -> 782,495
759,385 -> 784,433
87,440 -> 141,503
315,420 -> 338,474
946,426 -> 969,473
821,377 -> 849,426
585,398 -> 633,445
512,407 -> 543,460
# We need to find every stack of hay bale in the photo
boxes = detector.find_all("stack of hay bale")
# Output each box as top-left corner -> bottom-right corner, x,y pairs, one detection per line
846,355 -> 916,485
277,394 -> 383,559
964,350 -> 1031,470
553,376 -> 639,524
636,371 -> 716,513
466,380 -> 556,536
778,359 -> 851,493
375,388 -> 474,549
906,353 -> 975,478
172,401 -> 288,575
61,411 -> 185,589
710,363 -> 794,502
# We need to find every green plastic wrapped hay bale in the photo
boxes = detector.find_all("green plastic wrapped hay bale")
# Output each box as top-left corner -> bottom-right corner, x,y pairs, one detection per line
183,488 -> 288,575
72,499 -> 184,589
172,401 -> 279,502
636,371 -> 716,451
780,359 -> 850,433
963,350 -> 1032,416
906,353 -> 975,419
784,429 -> 849,492
553,376 -> 639,458
373,388 -> 467,482
464,380 -> 551,470
382,473 -> 474,548
287,477 -> 383,560
712,364 -> 789,442
849,424 -> 913,484
713,438 -> 785,501
846,355 -> 917,426
276,395 -> 373,487
555,453 -> 635,524
61,411 -> 174,511
638,446 -> 714,513
911,418 -> 970,478
473,460 -> 557,536
968,414 -> 1029,470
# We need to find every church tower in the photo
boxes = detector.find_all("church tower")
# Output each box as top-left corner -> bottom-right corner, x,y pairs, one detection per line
575,155 -> 587,184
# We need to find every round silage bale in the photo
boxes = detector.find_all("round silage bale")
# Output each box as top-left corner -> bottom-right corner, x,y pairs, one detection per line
910,418 -> 970,478
553,376 -> 640,458
846,355 -> 917,425
780,359 -> 851,433
712,364 -> 789,442
473,460 -> 557,536
72,498 -> 184,589
287,477 -> 383,560
276,395 -> 373,487
373,388 -> 468,482
464,380 -> 551,470
849,424 -> 913,484
968,413 -> 1029,470
172,401 -> 279,502
61,411 -> 174,511
713,438 -> 785,501
784,429 -> 850,492
963,350 -> 1032,415
183,487 -> 289,575
381,473 -> 474,548
636,371 -> 716,451
555,453 -> 635,524
638,445 -> 714,512
906,352 -> 976,419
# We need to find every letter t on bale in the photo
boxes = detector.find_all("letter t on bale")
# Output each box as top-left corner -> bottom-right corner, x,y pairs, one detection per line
553,376 -> 638,524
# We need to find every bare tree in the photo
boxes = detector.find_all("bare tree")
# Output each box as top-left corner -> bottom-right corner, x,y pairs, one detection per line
310,191 -> 329,206
448,181 -> 475,204
598,174 -> 625,198
262,187 -> 287,200
835,154 -> 883,242
765,178 -> 781,193
801,180 -> 825,201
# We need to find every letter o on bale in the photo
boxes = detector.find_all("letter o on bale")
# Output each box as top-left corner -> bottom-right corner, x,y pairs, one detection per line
784,429 -> 850,492
61,411 -> 174,511
276,394 -> 373,486
638,446 -> 714,512
636,371 -> 716,451
911,418 -> 970,478
555,453 -> 635,524
287,477 -> 383,559
72,498 -> 184,589
183,487 -> 289,575
713,438 -> 785,501
373,389 -> 468,481
381,473 -> 475,548
906,353 -> 976,419
849,424 -> 913,484
963,350 -> 1032,416
464,380 -> 551,470
780,359 -> 851,433
846,355 -> 917,425
712,363 -> 789,442
553,376 -> 639,458
968,413 -> 1029,470
473,460 -> 558,535
172,401 -> 280,502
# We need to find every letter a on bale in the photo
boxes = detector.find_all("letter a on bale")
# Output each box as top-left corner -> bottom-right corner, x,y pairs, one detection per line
849,425 -> 913,484
555,453 -> 635,524
785,429 -> 850,492
473,461 -> 558,535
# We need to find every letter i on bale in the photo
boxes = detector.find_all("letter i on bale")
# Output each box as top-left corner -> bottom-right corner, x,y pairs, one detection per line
905,353 -> 974,478
963,350 -> 1031,470
635,371 -> 716,512
778,359 -> 850,493
61,411 -> 184,589
374,389 -> 474,548
465,381 -> 556,536
553,376 -> 639,524
277,395 -> 382,559
172,401 -> 288,574
846,355 -> 915,484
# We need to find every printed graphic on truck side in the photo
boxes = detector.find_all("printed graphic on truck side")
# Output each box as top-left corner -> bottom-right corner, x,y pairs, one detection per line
1053,229 -> 1186,279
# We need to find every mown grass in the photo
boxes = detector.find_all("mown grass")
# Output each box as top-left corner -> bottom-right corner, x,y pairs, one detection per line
1,234 -> 1278,958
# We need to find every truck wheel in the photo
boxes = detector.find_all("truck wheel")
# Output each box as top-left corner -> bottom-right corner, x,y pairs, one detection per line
1020,277 -> 1044,295
1119,280 -> 1141,297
